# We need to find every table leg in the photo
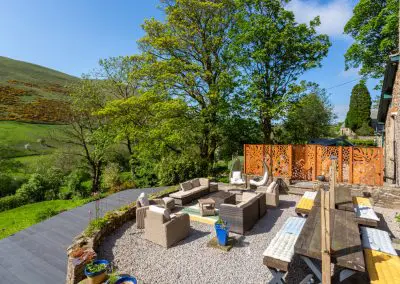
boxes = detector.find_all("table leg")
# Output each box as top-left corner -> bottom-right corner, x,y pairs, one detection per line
268,268 -> 286,284
300,256 -> 322,283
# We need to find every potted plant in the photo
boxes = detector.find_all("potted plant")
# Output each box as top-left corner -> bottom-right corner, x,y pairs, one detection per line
214,217 -> 230,246
115,276 -> 137,284
85,259 -> 109,284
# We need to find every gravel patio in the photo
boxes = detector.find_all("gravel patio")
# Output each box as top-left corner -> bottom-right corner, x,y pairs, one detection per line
98,194 -> 400,284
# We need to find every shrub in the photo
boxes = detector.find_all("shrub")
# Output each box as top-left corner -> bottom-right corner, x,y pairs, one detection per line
35,208 -> 59,222
16,174 -> 47,202
0,194 -> 27,212
349,139 -> 376,147
0,174 -> 26,197
103,163 -> 122,191
355,122 -> 374,136
65,169 -> 91,198
157,154 -> 207,185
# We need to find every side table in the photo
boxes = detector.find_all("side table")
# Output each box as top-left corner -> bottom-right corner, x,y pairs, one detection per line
198,198 -> 216,216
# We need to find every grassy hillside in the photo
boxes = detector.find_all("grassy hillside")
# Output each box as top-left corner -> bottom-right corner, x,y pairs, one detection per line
0,121 -> 66,159
0,56 -> 78,123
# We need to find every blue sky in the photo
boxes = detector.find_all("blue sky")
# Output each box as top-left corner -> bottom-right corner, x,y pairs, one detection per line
0,0 -> 380,121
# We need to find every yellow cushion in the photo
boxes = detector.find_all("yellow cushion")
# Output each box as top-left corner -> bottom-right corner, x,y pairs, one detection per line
353,197 -> 372,207
296,197 -> 314,211
364,249 -> 400,284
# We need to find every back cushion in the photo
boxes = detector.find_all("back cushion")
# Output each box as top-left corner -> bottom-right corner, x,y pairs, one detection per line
149,205 -> 171,222
181,181 -> 193,191
138,192 -> 150,206
191,178 -> 201,188
266,181 -> 277,194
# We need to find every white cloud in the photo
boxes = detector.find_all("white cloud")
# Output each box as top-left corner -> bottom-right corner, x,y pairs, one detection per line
334,104 -> 349,122
286,0 -> 353,38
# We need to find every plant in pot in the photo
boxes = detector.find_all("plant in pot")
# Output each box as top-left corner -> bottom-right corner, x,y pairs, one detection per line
85,259 -> 109,284
214,217 -> 230,246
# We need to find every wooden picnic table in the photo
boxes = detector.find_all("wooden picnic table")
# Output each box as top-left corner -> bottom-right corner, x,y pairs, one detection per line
314,186 -> 353,211
295,206 -> 365,273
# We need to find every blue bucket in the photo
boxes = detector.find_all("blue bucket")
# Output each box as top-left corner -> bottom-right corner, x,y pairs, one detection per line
215,223 -> 230,246
115,276 -> 137,284
84,259 -> 109,278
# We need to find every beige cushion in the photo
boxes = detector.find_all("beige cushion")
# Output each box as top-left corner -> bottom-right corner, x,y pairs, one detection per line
170,190 -> 194,198
181,181 -> 193,191
242,192 -> 257,202
138,192 -> 150,206
191,178 -> 201,188
149,205 -> 170,221
266,181 -> 277,194
232,171 -> 242,180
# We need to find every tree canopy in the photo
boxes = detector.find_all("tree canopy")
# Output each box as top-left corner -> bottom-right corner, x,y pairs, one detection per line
231,0 -> 330,143
344,0 -> 399,80
281,83 -> 335,144
345,81 -> 373,133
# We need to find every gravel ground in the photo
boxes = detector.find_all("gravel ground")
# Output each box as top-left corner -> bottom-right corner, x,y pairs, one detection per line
374,205 -> 400,239
98,194 -> 400,284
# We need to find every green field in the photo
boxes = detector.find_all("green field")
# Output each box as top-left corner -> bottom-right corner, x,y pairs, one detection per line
0,199 -> 91,239
0,121 -> 65,159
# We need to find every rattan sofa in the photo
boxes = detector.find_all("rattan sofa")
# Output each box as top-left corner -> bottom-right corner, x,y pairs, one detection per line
219,191 -> 266,235
169,178 -> 210,205
257,181 -> 279,208
144,209 -> 190,248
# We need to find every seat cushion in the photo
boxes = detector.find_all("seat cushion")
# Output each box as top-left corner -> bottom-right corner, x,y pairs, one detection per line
181,181 -> 193,191
242,192 -> 257,202
191,178 -> 201,188
232,171 -> 241,180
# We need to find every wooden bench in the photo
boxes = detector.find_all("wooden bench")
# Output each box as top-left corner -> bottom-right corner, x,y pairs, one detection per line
353,197 -> 379,227
361,227 -> 400,283
295,191 -> 318,216
263,217 -> 306,283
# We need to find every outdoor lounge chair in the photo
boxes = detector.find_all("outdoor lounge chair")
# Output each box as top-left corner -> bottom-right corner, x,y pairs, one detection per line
169,178 -> 210,206
144,206 -> 190,248
219,191 -> 266,234
257,181 -> 279,207
229,158 -> 246,186
136,192 -> 175,229
249,161 -> 269,189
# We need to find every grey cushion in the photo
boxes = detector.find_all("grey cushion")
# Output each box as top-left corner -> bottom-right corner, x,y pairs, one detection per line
181,181 -> 193,191
191,178 -> 201,188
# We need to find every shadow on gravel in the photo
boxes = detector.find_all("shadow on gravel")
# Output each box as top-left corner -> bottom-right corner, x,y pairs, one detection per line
174,228 -> 210,247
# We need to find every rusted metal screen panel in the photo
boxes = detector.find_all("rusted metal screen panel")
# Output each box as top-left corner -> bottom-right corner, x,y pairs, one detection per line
352,147 -> 383,186
244,144 -> 383,186
244,144 -> 264,175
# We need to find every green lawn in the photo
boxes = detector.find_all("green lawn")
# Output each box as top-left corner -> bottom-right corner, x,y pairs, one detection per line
0,199 -> 91,239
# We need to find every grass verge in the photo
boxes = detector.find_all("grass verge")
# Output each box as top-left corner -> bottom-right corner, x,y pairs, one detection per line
0,198 -> 92,239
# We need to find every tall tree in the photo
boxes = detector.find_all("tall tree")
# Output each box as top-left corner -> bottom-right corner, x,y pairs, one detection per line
232,0 -> 330,143
282,83 -> 335,144
345,81 -> 373,132
63,78 -> 113,193
344,0 -> 399,80
137,0 -> 237,171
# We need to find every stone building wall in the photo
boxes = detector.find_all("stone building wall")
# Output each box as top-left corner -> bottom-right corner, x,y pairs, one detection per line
384,63 -> 400,185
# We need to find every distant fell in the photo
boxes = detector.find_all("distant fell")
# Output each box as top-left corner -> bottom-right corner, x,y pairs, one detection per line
0,56 -> 78,123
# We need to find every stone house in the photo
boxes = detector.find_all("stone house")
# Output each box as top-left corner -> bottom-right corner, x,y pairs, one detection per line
377,53 -> 400,185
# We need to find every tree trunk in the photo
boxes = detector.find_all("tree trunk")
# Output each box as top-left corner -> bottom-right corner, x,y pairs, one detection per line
261,112 -> 273,144
91,161 -> 102,193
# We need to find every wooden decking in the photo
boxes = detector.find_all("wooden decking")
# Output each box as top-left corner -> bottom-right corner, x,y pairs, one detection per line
0,187 -> 166,284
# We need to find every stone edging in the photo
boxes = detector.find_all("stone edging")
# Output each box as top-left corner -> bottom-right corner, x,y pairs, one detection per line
65,188 -> 178,284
